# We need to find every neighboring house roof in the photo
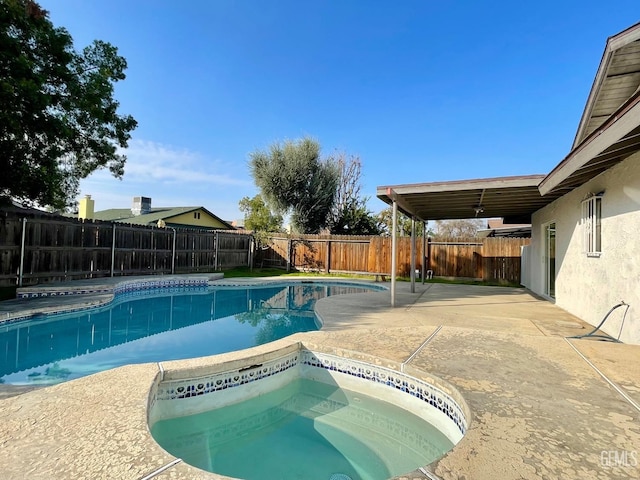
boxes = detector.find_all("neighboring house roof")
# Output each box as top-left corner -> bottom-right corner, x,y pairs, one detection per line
477,226 -> 532,238
486,219 -> 530,230
93,206 -> 234,229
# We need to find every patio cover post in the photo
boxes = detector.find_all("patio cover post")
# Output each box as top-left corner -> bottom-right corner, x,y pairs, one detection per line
391,200 -> 397,307
422,222 -> 427,284
410,216 -> 416,293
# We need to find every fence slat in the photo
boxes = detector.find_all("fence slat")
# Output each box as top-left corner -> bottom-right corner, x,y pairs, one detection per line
0,210 -> 252,286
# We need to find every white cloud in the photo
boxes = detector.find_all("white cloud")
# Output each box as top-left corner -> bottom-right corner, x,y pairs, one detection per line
77,139 -> 257,219
117,139 -> 252,187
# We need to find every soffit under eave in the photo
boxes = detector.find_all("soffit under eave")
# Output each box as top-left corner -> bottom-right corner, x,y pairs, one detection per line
540,99 -> 640,197
376,177 -> 555,222
573,24 -> 640,148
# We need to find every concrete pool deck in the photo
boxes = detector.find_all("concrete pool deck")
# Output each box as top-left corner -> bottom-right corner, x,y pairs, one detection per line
0,277 -> 639,479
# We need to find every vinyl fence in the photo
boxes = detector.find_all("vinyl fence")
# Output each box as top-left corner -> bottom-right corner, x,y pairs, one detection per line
260,234 -> 530,284
0,210 -> 252,287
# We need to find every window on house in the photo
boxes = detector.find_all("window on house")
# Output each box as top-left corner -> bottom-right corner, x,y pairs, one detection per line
193,212 -> 200,219
582,195 -> 602,256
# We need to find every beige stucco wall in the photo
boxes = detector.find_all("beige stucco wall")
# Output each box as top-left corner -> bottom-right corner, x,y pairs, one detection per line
530,150 -> 640,344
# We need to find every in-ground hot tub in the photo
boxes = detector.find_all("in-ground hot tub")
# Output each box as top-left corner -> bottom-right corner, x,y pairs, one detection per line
148,342 -> 470,480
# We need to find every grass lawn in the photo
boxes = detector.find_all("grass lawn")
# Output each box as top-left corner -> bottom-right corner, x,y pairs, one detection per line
0,270 -> 519,303
218,267 -> 521,288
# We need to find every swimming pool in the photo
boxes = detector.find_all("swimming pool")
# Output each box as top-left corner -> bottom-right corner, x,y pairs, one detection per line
0,281 -> 381,385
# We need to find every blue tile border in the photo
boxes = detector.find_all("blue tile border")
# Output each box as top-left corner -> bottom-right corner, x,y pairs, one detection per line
16,278 -> 210,299
155,351 -> 300,401
210,279 -> 388,292
301,351 -> 468,436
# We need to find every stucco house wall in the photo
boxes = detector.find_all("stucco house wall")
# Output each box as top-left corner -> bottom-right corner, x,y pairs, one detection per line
529,150 -> 640,344
167,209 -> 230,229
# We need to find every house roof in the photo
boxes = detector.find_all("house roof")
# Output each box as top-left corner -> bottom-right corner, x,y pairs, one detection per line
93,206 -> 234,229
376,175 -> 563,222
540,22 -> 640,196
376,22 -> 640,221
572,22 -> 640,147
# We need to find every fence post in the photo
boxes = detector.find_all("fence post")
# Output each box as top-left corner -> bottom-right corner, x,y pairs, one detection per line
325,240 -> 331,274
151,226 -> 156,271
110,224 -> 116,277
214,230 -> 219,271
18,217 -> 27,287
286,238 -> 292,272
248,235 -> 254,271
171,228 -> 177,274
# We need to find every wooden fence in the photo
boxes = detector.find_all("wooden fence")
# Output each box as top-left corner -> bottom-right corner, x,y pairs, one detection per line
0,210 -> 252,287
260,234 -> 530,284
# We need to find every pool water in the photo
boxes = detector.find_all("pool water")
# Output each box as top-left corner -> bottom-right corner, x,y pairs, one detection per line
0,283 -> 376,385
151,378 -> 454,480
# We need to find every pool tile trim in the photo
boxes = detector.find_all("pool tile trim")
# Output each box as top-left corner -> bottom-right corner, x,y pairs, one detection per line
152,347 -> 468,437
17,277 -> 212,299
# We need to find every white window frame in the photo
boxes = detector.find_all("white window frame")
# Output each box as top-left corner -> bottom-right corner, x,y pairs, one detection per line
581,195 -> 602,256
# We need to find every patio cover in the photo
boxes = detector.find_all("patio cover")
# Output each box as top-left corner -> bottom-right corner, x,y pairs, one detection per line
375,22 -> 640,306
376,174 -> 563,223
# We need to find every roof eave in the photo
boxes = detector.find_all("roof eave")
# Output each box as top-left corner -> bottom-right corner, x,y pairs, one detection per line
539,91 -> 640,196
572,21 -> 640,148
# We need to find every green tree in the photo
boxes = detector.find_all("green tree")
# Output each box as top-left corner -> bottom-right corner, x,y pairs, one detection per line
238,194 -> 283,232
249,137 -> 340,234
328,153 -> 381,235
0,0 -> 137,209
433,219 -> 483,239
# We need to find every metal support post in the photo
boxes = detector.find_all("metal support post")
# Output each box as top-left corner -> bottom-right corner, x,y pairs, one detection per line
410,217 -> 416,293
391,201 -> 397,307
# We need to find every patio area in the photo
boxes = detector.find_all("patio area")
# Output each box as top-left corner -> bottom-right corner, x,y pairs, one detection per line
0,279 -> 638,479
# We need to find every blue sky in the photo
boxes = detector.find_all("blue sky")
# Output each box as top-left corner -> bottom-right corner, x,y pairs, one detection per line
40,1 -> 639,221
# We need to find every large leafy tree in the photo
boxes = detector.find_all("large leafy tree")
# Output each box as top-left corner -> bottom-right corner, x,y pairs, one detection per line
328,153 -> 381,235
0,0 -> 137,209
249,137 -> 340,234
